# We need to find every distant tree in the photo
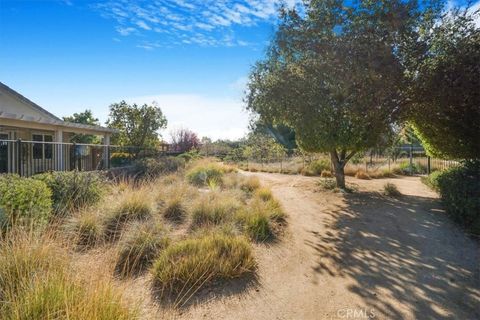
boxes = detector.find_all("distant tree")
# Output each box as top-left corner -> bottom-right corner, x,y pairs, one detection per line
247,1 -> 439,188
106,101 -> 167,148
406,7 -> 480,160
170,128 -> 200,153
63,109 -> 100,144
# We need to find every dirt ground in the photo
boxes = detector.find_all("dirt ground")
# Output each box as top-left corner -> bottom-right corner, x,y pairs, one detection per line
172,173 -> 480,320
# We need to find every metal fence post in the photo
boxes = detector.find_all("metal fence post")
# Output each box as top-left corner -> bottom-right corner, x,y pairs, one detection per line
16,139 -> 22,176
72,143 -> 77,171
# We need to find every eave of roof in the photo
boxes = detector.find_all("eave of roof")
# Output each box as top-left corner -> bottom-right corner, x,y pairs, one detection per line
0,81 -> 117,134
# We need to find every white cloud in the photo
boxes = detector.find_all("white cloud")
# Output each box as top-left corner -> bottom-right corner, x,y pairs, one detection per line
93,0 -> 302,47
124,94 -> 249,141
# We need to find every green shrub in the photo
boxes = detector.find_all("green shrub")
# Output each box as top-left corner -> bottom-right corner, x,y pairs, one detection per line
0,174 -> 52,229
383,183 -> 401,197
134,157 -> 185,179
110,152 -> 135,167
191,194 -> 239,227
239,176 -> 260,193
186,163 -> 225,186
237,210 -> 272,241
151,233 -> 256,297
421,170 -> 443,191
308,159 -> 331,175
435,163 -> 480,235
115,222 -> 169,277
33,171 -> 106,215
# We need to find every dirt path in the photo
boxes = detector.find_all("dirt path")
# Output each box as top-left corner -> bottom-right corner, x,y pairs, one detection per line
177,173 -> 480,320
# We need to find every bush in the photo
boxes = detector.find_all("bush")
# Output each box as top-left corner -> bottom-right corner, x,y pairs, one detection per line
115,222 -> 169,277
110,152 -> 135,167
421,170 -> 443,191
0,174 -> 52,229
435,163 -> 480,235
0,232 -> 137,319
33,171 -> 106,215
320,170 -> 333,178
134,157 -> 185,179
191,193 -> 239,227
308,159 -> 331,175
236,210 -> 272,241
151,233 -> 256,297
66,211 -> 103,249
186,163 -> 225,186
318,178 -> 337,190
383,183 -> 401,197
104,191 -> 153,240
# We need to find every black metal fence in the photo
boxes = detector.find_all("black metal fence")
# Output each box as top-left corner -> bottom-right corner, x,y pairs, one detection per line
0,139 -> 168,177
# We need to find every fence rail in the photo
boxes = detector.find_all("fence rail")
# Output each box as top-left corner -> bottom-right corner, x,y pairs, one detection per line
0,139 -> 168,177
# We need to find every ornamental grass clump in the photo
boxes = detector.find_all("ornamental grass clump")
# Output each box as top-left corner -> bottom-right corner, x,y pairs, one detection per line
191,193 -> 240,227
66,211 -> 104,249
115,222 -> 169,277
151,232 -> 256,299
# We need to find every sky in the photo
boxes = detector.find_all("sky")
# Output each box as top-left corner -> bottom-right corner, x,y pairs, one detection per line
0,0 -> 300,141
0,0 -> 478,141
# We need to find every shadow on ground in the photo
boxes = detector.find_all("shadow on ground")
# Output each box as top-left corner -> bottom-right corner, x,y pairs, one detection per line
307,191 -> 480,319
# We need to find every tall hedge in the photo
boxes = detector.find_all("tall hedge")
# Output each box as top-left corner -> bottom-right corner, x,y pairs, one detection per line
0,175 -> 52,229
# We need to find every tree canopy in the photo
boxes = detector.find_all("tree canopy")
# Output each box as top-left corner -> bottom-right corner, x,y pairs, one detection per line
247,0 -> 440,188
63,109 -> 100,144
405,8 -> 480,160
106,101 -> 167,148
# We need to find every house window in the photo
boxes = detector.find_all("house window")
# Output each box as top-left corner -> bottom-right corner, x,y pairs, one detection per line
32,134 -> 53,160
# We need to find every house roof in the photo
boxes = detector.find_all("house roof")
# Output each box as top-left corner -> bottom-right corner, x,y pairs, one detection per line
0,82 -> 117,134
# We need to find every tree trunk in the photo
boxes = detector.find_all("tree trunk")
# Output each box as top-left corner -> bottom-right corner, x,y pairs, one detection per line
330,151 -> 346,189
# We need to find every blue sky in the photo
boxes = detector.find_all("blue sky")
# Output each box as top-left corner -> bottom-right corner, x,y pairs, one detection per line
0,0 -> 301,140
0,0 -> 478,141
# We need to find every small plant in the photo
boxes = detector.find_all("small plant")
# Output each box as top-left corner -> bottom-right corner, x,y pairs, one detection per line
355,170 -> 371,180
115,222 -> 169,277
308,159 -> 331,175
104,190 -> 153,240
317,178 -> 337,190
383,183 -> 401,197
255,187 -> 273,201
33,171 -> 106,215
237,210 -> 272,241
186,163 -> 225,186
151,233 -> 256,299
66,211 -> 103,249
191,193 -> 239,227
162,197 -> 186,222
0,174 -> 52,229
239,176 -> 261,194
320,170 -> 333,178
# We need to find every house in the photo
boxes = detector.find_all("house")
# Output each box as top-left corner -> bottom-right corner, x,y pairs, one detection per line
0,82 -> 116,176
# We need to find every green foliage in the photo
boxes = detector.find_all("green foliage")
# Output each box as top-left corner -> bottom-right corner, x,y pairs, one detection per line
435,162 -> 480,235
134,157 -> 185,178
107,100 -> 167,148
115,222 -> 169,277
421,170 -> 443,191
0,175 -> 52,229
383,183 -> 401,197
406,9 -> 480,160
63,109 -> 101,144
243,132 -> 286,162
110,152 -> 135,167
238,211 -> 271,241
307,159 -> 330,176
186,163 -> 225,186
176,149 -> 201,162
33,171 -> 106,215
151,233 -> 256,296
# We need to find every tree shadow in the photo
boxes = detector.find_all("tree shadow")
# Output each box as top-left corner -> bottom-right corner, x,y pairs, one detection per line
306,191 -> 480,319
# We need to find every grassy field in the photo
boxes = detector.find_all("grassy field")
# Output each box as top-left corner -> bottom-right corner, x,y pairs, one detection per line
0,158 -> 286,318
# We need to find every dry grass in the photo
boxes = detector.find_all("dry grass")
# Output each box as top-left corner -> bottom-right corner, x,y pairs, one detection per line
383,183 -> 402,197
151,232 -> 256,302
191,192 -> 240,227
65,210 -> 104,249
355,169 -> 371,180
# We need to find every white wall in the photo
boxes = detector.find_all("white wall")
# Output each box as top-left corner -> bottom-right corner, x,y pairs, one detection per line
0,87 -> 56,120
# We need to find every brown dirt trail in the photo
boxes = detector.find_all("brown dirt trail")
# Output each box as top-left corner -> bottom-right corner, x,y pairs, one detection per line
174,173 -> 480,320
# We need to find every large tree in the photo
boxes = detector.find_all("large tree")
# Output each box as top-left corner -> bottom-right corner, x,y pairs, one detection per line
63,109 -> 100,144
247,0 -> 439,188
405,7 -> 480,160
106,101 -> 167,148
